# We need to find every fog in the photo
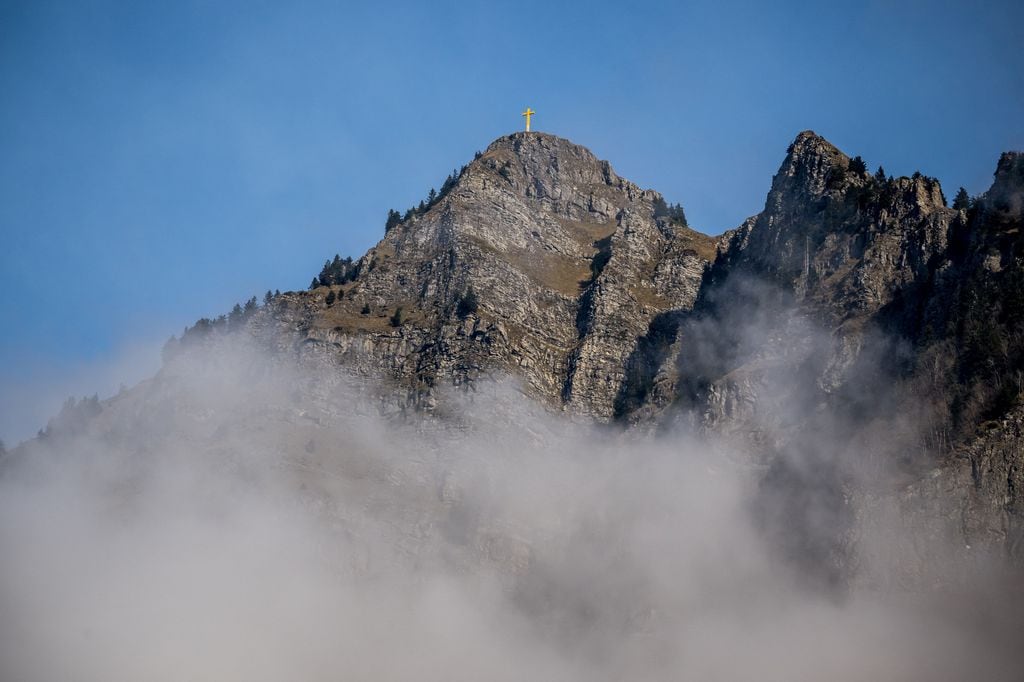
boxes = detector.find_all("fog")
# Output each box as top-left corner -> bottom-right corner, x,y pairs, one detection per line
1,337 -> 1021,681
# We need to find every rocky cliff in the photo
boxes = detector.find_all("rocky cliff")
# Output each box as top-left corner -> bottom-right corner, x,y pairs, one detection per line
616,132 -> 1024,574
160,129 -> 1024,574
232,132 -> 714,419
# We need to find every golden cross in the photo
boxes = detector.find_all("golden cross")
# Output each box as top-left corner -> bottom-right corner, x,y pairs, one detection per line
521,107 -> 535,132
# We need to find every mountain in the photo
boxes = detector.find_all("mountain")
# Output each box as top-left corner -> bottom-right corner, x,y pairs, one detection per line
19,129 -> 1024,573
618,132 -> 1024,578
181,128 -> 1021,574
6,129 -> 1024,679
214,132 -> 715,419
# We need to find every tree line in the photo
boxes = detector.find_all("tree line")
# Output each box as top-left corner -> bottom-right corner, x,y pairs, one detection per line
652,197 -> 688,226
385,165 -> 469,233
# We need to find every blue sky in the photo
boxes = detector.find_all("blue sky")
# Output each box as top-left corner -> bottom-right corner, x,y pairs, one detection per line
1,0 -> 1022,443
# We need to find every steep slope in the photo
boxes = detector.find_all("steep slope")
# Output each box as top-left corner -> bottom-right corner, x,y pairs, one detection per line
236,132 -> 714,418
616,132 -> 1024,572
646,131 -> 955,434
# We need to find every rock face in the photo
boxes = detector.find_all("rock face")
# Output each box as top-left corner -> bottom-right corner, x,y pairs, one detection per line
617,132 -> 1024,573
245,132 -> 714,419
168,129 -> 1024,574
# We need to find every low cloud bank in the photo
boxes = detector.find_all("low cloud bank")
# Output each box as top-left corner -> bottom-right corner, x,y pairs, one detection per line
0,343 -> 1020,681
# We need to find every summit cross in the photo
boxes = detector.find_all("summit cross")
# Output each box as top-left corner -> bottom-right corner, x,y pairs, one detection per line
521,107 -> 535,132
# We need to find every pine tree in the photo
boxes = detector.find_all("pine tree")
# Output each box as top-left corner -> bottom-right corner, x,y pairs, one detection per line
264,290 -> 273,305
849,156 -> 867,175
953,187 -> 971,211
439,169 -> 458,197
244,296 -> 257,314
828,165 -> 848,188
361,302 -> 371,315
389,306 -> 404,327
668,203 -> 688,226
325,290 -> 335,305
228,303 -> 244,328
310,278 -> 319,291
652,196 -> 669,218
428,188 -> 437,204
457,286 -> 479,318
385,209 -> 402,233
874,166 -> 887,184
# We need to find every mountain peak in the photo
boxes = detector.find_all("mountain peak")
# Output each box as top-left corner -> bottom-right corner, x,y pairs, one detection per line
485,130 -> 580,150
993,150 -> 1024,190
270,129 -> 714,420
484,130 -> 603,156
472,131 -> 627,199
789,129 -> 838,151
986,151 -> 1024,219
772,130 -> 850,198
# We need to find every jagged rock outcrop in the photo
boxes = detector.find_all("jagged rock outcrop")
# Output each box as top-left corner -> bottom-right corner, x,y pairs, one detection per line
613,131 -> 1024,574
240,132 -> 714,419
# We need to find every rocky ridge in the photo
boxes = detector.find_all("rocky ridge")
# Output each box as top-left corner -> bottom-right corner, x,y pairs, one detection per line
164,128 -> 1024,573
622,133 -> 1024,572
242,132 -> 714,419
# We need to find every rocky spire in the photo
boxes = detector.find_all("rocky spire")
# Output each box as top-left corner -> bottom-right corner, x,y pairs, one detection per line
773,130 -> 850,197
984,151 -> 1024,220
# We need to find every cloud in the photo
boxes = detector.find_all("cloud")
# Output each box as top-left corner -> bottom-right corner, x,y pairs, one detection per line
0,336 -> 164,447
1,335 -> 1021,681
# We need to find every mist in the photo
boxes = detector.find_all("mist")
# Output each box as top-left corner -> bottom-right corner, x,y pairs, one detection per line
1,336 -> 1021,681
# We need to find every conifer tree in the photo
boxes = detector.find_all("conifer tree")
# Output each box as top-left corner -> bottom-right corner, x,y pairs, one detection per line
389,306 -> 404,327
953,187 -> 971,211
228,303 -> 244,329
457,286 -> 479,318
668,203 -> 688,226
828,165 -> 848,188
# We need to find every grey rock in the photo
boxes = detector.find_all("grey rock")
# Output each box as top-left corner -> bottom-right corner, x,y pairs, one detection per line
249,132 -> 715,420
